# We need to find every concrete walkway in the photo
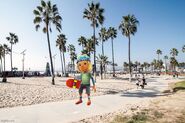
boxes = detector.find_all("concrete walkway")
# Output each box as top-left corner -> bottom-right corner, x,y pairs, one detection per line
0,77 -> 175,123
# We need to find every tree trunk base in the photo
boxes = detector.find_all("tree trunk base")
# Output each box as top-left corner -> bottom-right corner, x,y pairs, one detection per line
52,75 -> 55,85
2,78 -> 7,82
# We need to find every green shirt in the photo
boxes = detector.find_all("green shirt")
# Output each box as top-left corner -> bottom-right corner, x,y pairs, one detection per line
80,73 -> 95,85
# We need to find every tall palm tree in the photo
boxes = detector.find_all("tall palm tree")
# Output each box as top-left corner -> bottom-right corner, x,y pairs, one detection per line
83,2 -> 104,80
156,49 -> 162,61
68,44 -> 77,72
170,57 -> 178,71
107,27 -> 117,77
84,37 -> 98,58
1,44 -> 10,82
119,14 -> 139,81
2,44 -> 10,72
84,38 -> 94,57
123,62 -> 129,72
6,33 -> 18,72
99,27 -> 108,77
96,54 -> 108,79
0,45 -> 3,73
151,59 -> 158,71
56,34 -> 67,76
182,45 -> 185,53
164,55 -> 168,74
33,0 -> 62,85
99,27 -> 108,56
78,36 -> 87,50
134,61 -> 140,72
170,48 -> 178,58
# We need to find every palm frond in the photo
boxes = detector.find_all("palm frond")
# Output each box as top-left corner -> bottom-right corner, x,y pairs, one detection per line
43,27 -> 47,33
33,17 -> 42,24
41,0 -> 46,8
37,6 -> 43,12
33,10 -> 40,15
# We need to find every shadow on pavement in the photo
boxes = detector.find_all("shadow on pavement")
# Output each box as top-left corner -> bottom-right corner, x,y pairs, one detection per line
120,90 -> 171,98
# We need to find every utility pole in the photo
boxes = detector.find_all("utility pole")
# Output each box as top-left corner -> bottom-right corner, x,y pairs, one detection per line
21,49 -> 26,79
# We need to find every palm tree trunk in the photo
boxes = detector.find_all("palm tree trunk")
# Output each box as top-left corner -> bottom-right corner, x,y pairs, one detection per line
111,38 -> 115,77
93,24 -> 96,80
165,60 -> 167,74
11,44 -> 12,72
0,58 -> 2,73
102,39 -> 104,56
128,35 -> 132,81
62,52 -> 66,75
3,53 -> 7,82
102,39 -> 105,79
46,25 -> 55,85
100,63 -> 103,80
4,52 -> 5,72
59,50 -> 64,76
72,60 -> 75,76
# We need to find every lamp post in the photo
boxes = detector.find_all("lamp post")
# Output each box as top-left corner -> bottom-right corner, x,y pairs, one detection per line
20,49 -> 26,79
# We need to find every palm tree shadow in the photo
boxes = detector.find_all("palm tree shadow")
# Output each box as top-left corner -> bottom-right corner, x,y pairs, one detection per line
120,89 -> 171,98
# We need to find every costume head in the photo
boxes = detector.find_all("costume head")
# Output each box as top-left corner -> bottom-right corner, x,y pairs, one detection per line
77,54 -> 92,73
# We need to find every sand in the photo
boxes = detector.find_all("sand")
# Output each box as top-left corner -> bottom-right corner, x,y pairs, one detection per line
0,75 -> 135,108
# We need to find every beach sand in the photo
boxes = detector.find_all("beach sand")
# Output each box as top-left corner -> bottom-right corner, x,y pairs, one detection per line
0,75 -> 135,108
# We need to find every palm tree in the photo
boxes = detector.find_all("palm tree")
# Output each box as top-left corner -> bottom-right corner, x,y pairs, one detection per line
84,38 -> 94,57
156,49 -> 162,61
1,44 -> 10,82
56,34 -> 67,76
134,61 -> 140,72
78,36 -> 87,50
170,48 -> 178,58
0,45 -> 3,73
84,37 -> 98,58
170,57 -> 178,71
6,33 -> 18,72
99,27 -> 108,56
156,49 -> 162,71
68,44 -> 77,72
119,14 -> 139,81
107,27 -> 117,77
33,0 -> 62,85
123,62 -> 129,72
83,2 -> 104,80
96,54 -> 108,79
96,54 -> 103,79
151,59 -> 158,72
182,45 -> 185,53
164,55 -> 168,74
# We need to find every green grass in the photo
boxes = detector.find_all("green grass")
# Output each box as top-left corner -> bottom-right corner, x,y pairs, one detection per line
173,81 -> 185,92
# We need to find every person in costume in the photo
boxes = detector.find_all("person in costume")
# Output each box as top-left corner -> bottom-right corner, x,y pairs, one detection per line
75,54 -> 96,106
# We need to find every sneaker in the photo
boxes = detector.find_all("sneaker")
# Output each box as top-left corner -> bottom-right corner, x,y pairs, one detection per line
87,100 -> 91,106
75,100 -> 82,105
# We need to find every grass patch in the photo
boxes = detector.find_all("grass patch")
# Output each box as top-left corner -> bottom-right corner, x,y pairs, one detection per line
153,110 -> 164,118
111,112 -> 148,123
173,81 -> 185,92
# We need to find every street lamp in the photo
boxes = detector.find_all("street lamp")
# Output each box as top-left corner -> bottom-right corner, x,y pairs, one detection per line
20,49 -> 26,79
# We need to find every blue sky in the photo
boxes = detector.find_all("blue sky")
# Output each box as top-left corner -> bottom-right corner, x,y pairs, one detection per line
0,0 -> 185,71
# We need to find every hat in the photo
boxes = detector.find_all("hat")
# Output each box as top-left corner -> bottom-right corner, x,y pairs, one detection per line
77,54 -> 90,63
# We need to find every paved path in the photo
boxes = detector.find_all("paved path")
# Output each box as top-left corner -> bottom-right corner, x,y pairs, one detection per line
0,77 -> 176,123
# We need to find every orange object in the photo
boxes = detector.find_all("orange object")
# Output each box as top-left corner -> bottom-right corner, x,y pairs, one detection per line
66,79 -> 81,89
